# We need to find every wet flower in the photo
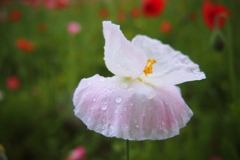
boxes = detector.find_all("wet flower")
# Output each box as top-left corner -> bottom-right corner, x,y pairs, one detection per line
65,146 -> 86,160
160,21 -> 171,33
9,9 -> 21,22
202,0 -> 230,30
142,0 -> 165,17
16,38 -> 35,53
67,22 -> 81,35
73,21 -> 205,140
6,76 -> 20,90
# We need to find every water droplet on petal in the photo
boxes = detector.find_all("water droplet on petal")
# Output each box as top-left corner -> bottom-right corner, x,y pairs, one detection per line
123,107 -> 127,111
93,98 -> 96,102
130,103 -> 133,106
115,97 -> 122,103
162,122 -> 165,126
121,83 -> 128,89
142,113 -> 146,117
136,125 -> 139,128
115,109 -> 118,113
90,107 -> 94,110
101,102 -> 108,110
128,88 -> 134,92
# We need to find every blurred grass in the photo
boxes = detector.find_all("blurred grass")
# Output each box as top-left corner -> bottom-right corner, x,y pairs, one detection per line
0,0 -> 240,159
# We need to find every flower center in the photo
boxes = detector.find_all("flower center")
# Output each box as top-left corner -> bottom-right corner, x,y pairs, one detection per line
143,59 -> 157,76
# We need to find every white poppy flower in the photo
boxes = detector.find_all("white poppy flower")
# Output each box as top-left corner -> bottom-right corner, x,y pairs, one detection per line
73,21 -> 206,141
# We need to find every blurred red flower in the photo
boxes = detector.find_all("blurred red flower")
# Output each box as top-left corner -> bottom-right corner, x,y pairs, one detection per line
160,21 -> 171,33
38,23 -> 47,32
9,10 -> 21,22
142,0 -> 165,17
16,38 -> 35,53
44,0 -> 70,9
117,10 -> 126,22
6,76 -> 20,90
99,8 -> 109,19
202,0 -> 230,30
130,7 -> 141,18
65,146 -> 86,160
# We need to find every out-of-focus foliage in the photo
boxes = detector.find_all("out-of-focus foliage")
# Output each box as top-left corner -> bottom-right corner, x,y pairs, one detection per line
0,0 -> 239,159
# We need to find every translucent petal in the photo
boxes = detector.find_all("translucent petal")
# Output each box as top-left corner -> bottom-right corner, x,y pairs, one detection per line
132,35 -> 206,86
73,74 -> 193,140
103,21 -> 147,79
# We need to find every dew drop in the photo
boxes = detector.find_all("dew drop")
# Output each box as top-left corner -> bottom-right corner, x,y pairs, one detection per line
115,109 -> 118,114
93,98 -> 96,102
161,122 -> 165,126
90,107 -> 94,110
115,97 -> 122,103
130,103 -> 133,106
136,125 -> 139,128
142,113 -> 146,117
128,88 -> 134,92
101,102 -> 108,110
121,83 -> 128,89
123,107 -> 127,111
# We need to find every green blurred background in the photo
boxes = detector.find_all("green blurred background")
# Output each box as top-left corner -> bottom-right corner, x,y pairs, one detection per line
0,0 -> 240,159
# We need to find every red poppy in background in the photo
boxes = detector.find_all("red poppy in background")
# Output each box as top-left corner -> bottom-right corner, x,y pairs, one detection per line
130,7 -> 141,18
44,0 -> 70,9
6,76 -> 20,90
142,0 -> 165,17
38,23 -> 47,33
99,8 -> 109,19
160,21 -> 171,33
202,0 -> 230,30
9,10 -> 21,22
16,38 -> 35,53
117,10 -> 126,22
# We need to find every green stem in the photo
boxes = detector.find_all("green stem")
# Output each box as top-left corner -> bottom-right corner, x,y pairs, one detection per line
226,19 -> 236,102
126,140 -> 129,160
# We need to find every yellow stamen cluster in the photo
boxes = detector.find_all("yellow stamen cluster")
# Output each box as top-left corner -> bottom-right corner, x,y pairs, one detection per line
143,59 -> 157,76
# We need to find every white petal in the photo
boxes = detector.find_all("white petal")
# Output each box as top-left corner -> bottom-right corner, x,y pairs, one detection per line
73,74 -> 193,140
132,35 -> 206,86
103,21 -> 147,79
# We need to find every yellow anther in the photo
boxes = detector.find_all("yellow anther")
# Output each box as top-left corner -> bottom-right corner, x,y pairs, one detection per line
143,59 -> 157,76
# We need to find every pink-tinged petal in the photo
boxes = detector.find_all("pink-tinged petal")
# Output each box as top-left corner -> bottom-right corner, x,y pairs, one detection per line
132,35 -> 206,86
103,21 -> 147,79
73,75 -> 193,140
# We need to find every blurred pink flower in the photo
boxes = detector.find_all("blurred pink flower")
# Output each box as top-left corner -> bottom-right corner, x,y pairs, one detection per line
65,146 -> 86,160
44,0 -> 70,9
6,76 -> 20,90
73,21 -> 206,140
67,22 -> 81,35
22,0 -> 42,7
